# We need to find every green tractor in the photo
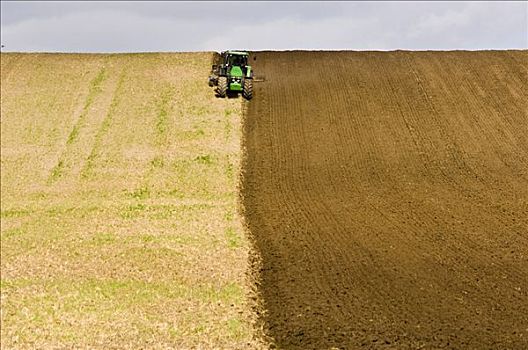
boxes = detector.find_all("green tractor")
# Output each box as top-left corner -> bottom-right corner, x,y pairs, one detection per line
208,50 -> 253,100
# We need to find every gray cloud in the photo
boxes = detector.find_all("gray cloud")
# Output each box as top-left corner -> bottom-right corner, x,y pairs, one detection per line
1,1 -> 526,52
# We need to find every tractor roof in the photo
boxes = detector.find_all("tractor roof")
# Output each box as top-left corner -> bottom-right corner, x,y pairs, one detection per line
226,50 -> 249,56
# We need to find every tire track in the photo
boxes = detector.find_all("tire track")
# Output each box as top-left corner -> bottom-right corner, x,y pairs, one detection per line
47,59 -> 123,184
80,67 -> 128,179
47,64 -> 107,182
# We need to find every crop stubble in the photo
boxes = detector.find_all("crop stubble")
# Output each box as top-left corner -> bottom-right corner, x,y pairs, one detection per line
242,51 -> 528,349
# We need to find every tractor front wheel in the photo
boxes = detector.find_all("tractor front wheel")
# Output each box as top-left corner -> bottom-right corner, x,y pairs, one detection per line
217,77 -> 227,97
243,79 -> 253,100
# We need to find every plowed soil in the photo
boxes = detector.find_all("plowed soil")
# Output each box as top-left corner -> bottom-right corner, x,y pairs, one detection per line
242,51 -> 528,349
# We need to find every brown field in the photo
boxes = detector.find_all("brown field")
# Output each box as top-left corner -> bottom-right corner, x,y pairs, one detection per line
242,51 -> 528,349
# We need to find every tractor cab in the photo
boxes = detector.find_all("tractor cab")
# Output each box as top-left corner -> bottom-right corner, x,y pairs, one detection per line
224,51 -> 250,77
226,52 -> 248,67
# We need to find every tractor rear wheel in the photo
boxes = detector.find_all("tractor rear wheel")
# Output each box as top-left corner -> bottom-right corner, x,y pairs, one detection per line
217,77 -> 227,97
243,79 -> 253,100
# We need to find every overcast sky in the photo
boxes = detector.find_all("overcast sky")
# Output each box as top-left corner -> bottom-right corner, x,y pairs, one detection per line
1,1 -> 527,52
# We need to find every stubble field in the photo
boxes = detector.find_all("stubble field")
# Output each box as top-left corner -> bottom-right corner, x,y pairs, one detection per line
1,52 -> 263,349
